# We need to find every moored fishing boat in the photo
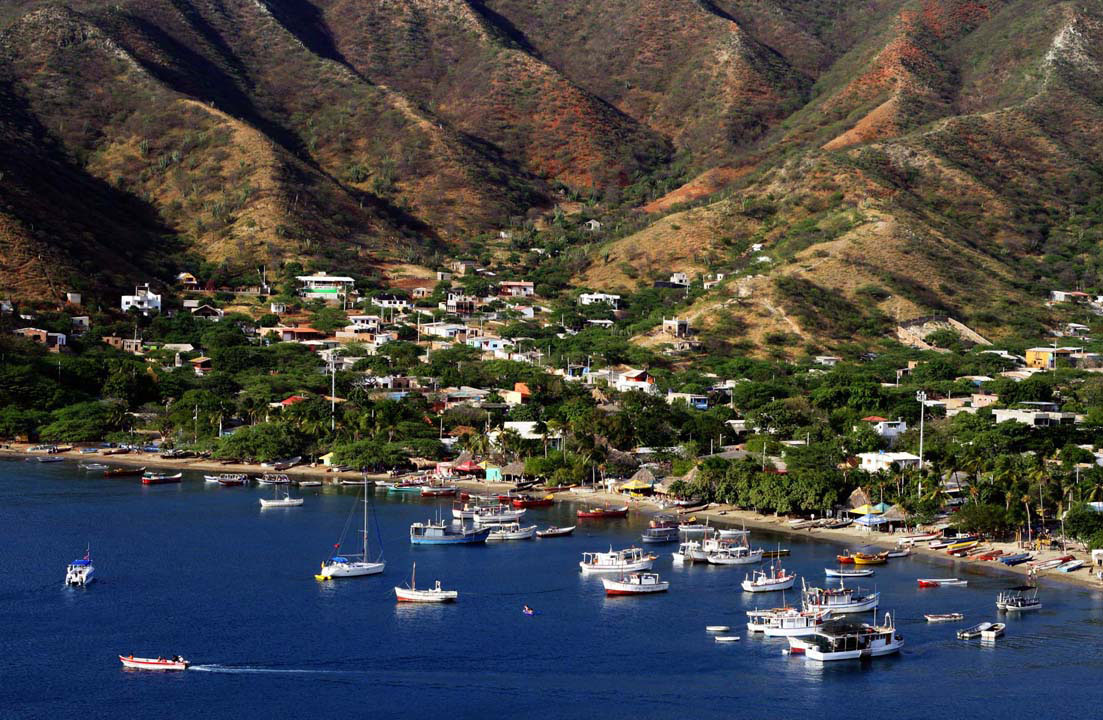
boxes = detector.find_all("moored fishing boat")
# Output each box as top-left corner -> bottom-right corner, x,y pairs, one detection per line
801,579 -> 879,614
511,494 -> 553,508
836,550 -> 855,564
642,525 -> 679,543
577,505 -> 628,519
997,585 -> 1041,612
535,525 -> 575,538
825,568 -> 873,578
119,654 -> 189,671
957,621 -> 992,639
579,547 -> 655,574
746,607 -> 831,637
103,466 -> 145,478
80,463 -> 109,471
925,612 -> 964,623
410,519 -> 491,545
485,522 -> 537,541
762,548 -> 791,558
419,485 -> 457,497
852,551 -> 888,565
707,545 -> 764,565
141,471 -> 182,485
792,612 -> 902,662
741,563 -> 796,592
259,488 -> 304,507
216,474 -> 249,486
917,578 -> 967,588
717,526 -> 749,539
258,473 -> 290,485
472,506 -> 527,525
394,563 -> 457,603
672,540 -> 702,564
602,572 -> 669,595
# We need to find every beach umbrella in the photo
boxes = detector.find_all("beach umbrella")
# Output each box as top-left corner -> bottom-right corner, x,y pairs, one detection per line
855,514 -> 888,526
850,503 -> 875,515
871,502 -> 891,514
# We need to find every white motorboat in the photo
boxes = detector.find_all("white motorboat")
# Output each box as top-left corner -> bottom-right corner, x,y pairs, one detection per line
707,546 -> 764,565
957,622 -> 993,639
602,572 -> 669,595
260,484 -> 304,507
316,488 -> 385,580
741,564 -> 797,592
678,523 -> 713,536
486,523 -> 537,541
924,612 -> 964,623
119,654 -> 189,671
747,607 -> 831,637
65,547 -> 95,586
672,541 -> 702,564
535,525 -> 575,538
579,547 -> 655,574
394,563 -> 457,603
793,612 -> 903,662
996,585 -> 1041,612
825,568 -> 873,578
714,635 -> 740,643
801,579 -> 879,614
258,473 -> 290,485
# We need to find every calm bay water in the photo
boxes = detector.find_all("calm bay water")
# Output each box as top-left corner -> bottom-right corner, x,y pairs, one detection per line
2,459 -> 1102,719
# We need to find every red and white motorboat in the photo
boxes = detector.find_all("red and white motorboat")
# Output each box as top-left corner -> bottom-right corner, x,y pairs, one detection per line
119,654 -> 189,671
141,472 -> 183,485
602,572 -> 669,596
577,505 -> 628,519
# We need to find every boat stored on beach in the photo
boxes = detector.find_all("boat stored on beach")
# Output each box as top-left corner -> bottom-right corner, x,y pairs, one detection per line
789,613 -> 902,662
998,552 -> 1032,566
602,572 -> 669,595
579,547 -> 655,575
119,655 -> 189,671
1056,559 -> 1084,573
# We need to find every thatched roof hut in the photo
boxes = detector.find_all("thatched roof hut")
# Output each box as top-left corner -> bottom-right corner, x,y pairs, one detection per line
847,486 -> 871,510
501,461 -> 526,479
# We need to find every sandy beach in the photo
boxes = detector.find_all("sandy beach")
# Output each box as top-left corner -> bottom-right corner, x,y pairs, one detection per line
5,443 -> 1101,591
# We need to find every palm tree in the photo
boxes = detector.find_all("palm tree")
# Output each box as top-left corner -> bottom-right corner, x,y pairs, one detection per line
496,428 -> 524,461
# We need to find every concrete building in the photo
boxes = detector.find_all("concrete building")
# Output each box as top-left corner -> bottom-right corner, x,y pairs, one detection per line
121,284 -> 161,315
857,451 -> 921,473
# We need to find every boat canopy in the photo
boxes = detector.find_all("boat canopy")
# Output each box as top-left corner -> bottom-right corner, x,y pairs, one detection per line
70,559 -> 91,566
330,556 -> 349,563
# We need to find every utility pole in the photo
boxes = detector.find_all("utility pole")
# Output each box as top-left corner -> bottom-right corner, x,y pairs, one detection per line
916,390 -> 927,472
330,361 -> 336,432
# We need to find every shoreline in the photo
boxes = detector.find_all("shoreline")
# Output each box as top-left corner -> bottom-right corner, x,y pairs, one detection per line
5,444 -> 1101,592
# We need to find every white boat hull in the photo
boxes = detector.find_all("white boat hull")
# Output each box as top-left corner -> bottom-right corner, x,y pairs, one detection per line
805,594 -> 880,614
707,549 -> 763,565
741,575 -> 796,592
119,655 -> 188,671
804,637 -> 903,661
580,558 -> 654,575
65,567 -> 95,586
602,577 -> 669,594
320,561 -> 385,578
486,525 -> 537,541
394,587 -> 458,602
260,498 -> 304,507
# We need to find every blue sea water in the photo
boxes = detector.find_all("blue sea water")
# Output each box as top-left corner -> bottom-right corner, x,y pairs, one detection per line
2,460 -> 1102,719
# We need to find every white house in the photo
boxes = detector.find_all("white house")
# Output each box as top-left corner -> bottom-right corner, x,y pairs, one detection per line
498,281 -> 534,297
347,314 -> 381,331
703,273 -> 726,290
296,272 -> 355,300
420,322 -> 468,339
616,368 -> 660,395
669,272 -> 689,286
992,408 -> 1081,427
121,284 -> 161,315
498,421 -> 563,449
1049,290 -> 1091,303
583,219 -> 602,232
858,451 -> 920,473
814,355 -> 842,367
578,292 -> 621,308
859,416 -> 907,445
371,294 -> 411,312
466,336 -> 514,353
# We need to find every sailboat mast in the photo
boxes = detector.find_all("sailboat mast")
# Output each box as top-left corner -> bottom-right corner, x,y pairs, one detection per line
362,487 -> 368,558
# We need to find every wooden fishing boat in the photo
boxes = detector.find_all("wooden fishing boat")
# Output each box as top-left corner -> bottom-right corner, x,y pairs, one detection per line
762,548 -> 791,558
852,551 -> 888,565
602,572 -> 669,596
119,654 -> 189,671
535,525 -> 575,538
579,547 -> 655,574
917,578 -> 968,588
925,612 -> 964,623
741,564 -> 797,592
576,505 -> 628,519
141,472 -> 182,485
998,552 -> 1032,566
103,466 -> 145,478
1030,555 -> 1073,571
394,563 -> 457,603
825,568 -> 873,578
419,485 -> 457,497
1056,559 -> 1084,573
511,495 -> 553,508
793,612 -> 903,662
946,540 -> 979,555
836,550 -> 855,564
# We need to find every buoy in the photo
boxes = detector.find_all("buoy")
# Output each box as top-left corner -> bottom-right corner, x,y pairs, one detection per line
705,625 -> 730,632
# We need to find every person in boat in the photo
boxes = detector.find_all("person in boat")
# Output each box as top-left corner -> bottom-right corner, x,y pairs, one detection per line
523,605 -> 534,615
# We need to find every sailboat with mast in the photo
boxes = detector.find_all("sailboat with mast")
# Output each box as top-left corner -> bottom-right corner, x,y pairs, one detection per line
315,488 -> 385,580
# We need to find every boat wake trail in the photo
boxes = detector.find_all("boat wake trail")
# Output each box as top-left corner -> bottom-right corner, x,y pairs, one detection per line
189,664 -> 358,676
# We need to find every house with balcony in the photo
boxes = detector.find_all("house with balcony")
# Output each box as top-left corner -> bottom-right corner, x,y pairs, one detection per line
498,281 -> 535,297
859,416 -> 908,445
578,292 -> 621,308
296,272 -> 355,301
857,451 -> 920,473
371,294 -> 411,313
121,284 -> 161,315
615,368 -> 660,395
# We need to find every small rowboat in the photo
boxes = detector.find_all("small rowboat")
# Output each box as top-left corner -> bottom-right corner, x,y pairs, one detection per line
852,552 -> 888,565
705,625 -> 731,632
512,495 -> 554,508
980,623 -> 1006,641
420,486 -> 457,497
535,525 -> 575,538
917,578 -> 968,588
925,613 -> 964,623
1056,559 -> 1084,573
998,552 -> 1032,566
104,466 -> 145,478
825,568 -> 873,578
946,540 -> 979,555
714,635 -> 740,643
1030,555 -> 1073,571
885,548 -> 911,558
836,551 -> 855,564
762,548 -> 791,558
119,654 -> 189,671
142,472 -> 182,485
957,622 -> 992,639
577,505 -> 628,519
